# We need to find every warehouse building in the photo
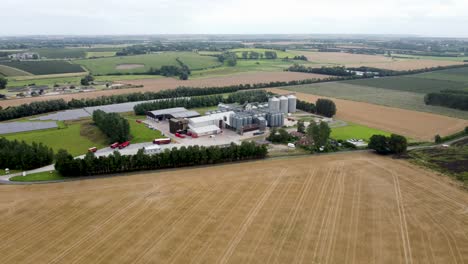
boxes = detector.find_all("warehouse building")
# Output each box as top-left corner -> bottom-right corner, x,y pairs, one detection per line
188,111 -> 234,137
146,107 -> 200,121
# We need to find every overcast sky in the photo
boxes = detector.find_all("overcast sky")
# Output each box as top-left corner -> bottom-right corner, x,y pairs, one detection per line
2,0 -> 468,37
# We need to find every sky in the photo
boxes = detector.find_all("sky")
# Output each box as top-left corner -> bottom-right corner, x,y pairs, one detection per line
2,0 -> 468,37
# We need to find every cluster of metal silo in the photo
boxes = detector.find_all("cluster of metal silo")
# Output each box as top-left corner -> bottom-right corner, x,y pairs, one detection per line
266,113 -> 284,127
287,94 -> 297,113
268,97 -> 280,112
279,96 -> 289,114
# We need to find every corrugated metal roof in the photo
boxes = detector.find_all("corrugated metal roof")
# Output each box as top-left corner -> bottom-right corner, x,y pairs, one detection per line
189,125 -> 221,134
148,107 -> 188,116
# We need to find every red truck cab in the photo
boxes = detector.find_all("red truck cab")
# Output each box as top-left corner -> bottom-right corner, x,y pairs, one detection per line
119,141 -> 130,149
110,142 -> 119,149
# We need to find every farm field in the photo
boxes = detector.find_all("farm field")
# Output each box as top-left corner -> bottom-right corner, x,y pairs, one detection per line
413,66 -> 468,83
343,76 -> 468,94
85,51 -> 116,58
279,82 -> 468,120
269,88 -> 468,141
291,51 -> 464,70
331,122 -> 391,141
74,52 -> 221,75
0,71 -> 323,108
0,61 -> 86,75
0,64 -> 32,77
31,48 -> 87,59
231,48 -> 297,59
0,152 -> 467,263
394,54 -> 468,62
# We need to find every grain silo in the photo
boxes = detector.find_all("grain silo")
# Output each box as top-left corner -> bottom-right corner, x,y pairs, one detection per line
269,97 -> 280,112
279,96 -> 288,114
287,94 -> 297,113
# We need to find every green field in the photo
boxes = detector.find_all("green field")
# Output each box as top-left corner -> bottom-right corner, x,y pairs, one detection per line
74,52 -> 222,75
32,48 -> 87,59
2,121 -> 108,156
10,171 -> 66,182
0,61 -> 86,75
283,82 -> 468,120
86,51 -> 117,58
0,64 -> 32,77
343,76 -> 468,94
125,115 -> 164,143
331,123 -> 392,141
230,48 -> 297,59
413,67 -> 468,83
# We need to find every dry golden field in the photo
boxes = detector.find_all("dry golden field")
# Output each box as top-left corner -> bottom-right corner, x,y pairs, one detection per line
0,152 -> 467,264
0,72 -> 325,108
269,88 -> 468,141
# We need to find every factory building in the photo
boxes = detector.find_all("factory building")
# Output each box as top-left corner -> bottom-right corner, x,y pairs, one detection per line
188,111 -> 234,137
146,107 -> 200,121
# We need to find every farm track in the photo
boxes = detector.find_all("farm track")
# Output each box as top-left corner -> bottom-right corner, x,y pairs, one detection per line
0,72 -> 324,108
0,152 -> 467,263
269,88 -> 468,141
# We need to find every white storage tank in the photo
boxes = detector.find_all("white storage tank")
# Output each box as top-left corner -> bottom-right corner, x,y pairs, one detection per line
268,97 -> 280,112
287,94 -> 297,113
279,96 -> 288,114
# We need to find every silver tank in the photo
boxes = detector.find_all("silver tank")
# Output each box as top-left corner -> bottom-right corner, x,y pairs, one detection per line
268,97 -> 280,112
279,96 -> 288,114
287,94 -> 297,113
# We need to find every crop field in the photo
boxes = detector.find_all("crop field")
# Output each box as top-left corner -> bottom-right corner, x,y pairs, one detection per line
231,48 -> 297,59
0,61 -> 86,75
343,76 -> 468,94
269,88 -> 468,141
85,51 -> 116,58
0,72 -> 324,108
1,152 -> 467,263
32,48 -> 87,59
291,51 -> 464,70
279,82 -> 468,120
393,54 -> 468,62
414,66 -> 468,83
74,52 -> 222,75
0,64 -> 32,77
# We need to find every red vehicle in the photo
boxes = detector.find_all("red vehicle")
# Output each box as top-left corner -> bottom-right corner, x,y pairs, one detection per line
119,141 -> 130,149
88,147 -> 97,153
110,142 -> 120,149
153,138 -> 171,145
136,120 -> 142,124
175,133 -> 185,138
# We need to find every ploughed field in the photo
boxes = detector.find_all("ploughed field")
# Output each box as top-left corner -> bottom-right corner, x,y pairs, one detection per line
1,152 -> 467,264
0,71 -> 324,108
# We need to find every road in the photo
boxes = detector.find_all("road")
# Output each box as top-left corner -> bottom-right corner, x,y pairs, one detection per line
1,136 -> 466,184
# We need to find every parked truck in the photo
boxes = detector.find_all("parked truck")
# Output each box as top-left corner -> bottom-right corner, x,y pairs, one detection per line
119,141 -> 130,149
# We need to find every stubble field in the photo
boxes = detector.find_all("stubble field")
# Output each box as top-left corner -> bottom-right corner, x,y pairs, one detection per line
0,153 -> 467,264
269,88 -> 468,141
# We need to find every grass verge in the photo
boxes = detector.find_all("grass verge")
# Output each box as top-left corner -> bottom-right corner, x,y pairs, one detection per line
10,171 -> 66,182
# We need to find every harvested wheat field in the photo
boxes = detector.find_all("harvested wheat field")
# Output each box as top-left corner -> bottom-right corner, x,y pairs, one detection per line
1,152 -> 467,264
269,88 -> 468,141
348,60 -> 465,71
0,72 -> 325,108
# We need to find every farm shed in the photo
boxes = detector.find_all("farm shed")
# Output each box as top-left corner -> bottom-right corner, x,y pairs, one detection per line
146,107 -> 200,121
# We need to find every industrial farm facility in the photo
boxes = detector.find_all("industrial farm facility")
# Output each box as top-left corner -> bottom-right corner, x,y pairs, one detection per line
146,95 -> 297,138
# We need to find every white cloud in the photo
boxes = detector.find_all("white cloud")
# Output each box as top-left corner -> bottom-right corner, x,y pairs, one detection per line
1,0 -> 467,36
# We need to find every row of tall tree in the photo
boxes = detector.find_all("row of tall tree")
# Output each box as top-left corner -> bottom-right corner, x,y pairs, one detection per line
1,77 -> 344,121
92,110 -> 130,143
288,64 -> 356,76
55,142 -> 268,177
0,138 -> 54,170
424,90 -> 468,111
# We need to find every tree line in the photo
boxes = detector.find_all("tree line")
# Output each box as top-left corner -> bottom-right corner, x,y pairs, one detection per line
134,90 -> 269,115
240,51 -> 277,60
288,64 -> 356,76
368,134 -> 407,155
424,90 -> 468,111
217,52 -> 237,66
0,78 -> 345,121
55,142 -> 268,177
0,138 -> 54,170
92,110 -> 130,143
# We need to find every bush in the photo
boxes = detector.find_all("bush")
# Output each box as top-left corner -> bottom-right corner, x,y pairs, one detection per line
316,99 -> 336,117
267,128 -> 293,143
435,134 -> 442,143
369,134 -> 407,154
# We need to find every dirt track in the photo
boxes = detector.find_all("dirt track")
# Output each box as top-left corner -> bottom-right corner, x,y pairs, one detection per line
0,72 -> 324,108
0,152 -> 467,264
269,88 -> 468,141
